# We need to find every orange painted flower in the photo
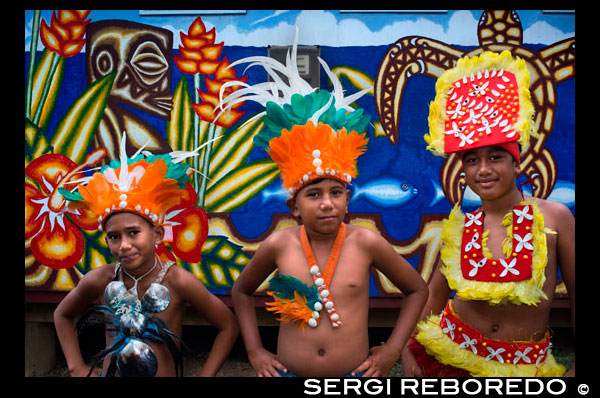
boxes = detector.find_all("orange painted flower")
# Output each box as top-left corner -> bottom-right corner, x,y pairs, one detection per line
174,16 -> 224,75
25,150 -> 106,269
39,10 -> 91,58
192,57 -> 248,127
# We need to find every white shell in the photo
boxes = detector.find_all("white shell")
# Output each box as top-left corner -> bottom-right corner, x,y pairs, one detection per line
119,201 -> 127,209
312,311 -> 320,319
312,158 -> 322,167
314,278 -> 324,287
308,318 -> 318,328
320,289 -> 330,298
310,265 -> 320,275
331,313 -> 339,321
119,194 -> 128,201
316,167 -> 324,176
313,302 -> 323,311
325,301 -> 334,310
312,149 -> 321,158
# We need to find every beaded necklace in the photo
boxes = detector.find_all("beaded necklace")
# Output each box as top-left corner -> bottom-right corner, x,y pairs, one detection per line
300,222 -> 346,328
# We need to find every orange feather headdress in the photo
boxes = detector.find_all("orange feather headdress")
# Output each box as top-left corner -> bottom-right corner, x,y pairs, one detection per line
268,121 -> 368,196
59,132 -> 215,230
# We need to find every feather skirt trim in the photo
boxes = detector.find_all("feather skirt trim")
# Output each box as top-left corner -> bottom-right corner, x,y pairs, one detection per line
414,315 -> 566,377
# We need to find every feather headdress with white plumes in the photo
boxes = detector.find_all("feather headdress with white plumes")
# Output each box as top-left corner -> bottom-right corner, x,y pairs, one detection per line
59,131 -> 221,229
214,28 -> 371,197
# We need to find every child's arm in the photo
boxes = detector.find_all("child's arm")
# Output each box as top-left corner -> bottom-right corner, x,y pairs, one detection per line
54,269 -> 108,377
175,269 -> 239,376
350,229 -> 429,377
400,259 -> 451,376
553,202 -> 575,376
231,234 -> 288,377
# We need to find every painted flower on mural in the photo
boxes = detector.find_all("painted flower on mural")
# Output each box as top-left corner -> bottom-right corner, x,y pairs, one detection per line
192,57 -> 248,127
156,183 -> 209,263
174,16 -> 247,127
25,150 -> 106,269
39,10 -> 91,58
174,16 -> 223,75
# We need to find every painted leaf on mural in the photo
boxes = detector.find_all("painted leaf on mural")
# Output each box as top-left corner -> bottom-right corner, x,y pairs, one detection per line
73,229 -> 112,275
27,49 -> 65,130
332,66 -> 374,95
50,72 -> 115,164
25,119 -> 51,166
208,116 -> 265,184
185,235 -> 250,289
167,76 -> 194,154
205,159 -> 280,212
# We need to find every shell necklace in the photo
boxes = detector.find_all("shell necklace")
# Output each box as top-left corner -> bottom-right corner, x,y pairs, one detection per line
121,256 -> 158,298
300,222 -> 346,328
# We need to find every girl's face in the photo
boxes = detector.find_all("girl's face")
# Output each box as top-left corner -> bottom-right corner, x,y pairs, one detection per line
104,212 -> 163,274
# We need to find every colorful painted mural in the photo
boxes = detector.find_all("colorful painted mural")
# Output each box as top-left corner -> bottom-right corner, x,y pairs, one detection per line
25,10 -> 574,300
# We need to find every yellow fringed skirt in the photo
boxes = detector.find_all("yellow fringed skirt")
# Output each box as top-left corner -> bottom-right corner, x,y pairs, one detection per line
412,301 -> 566,377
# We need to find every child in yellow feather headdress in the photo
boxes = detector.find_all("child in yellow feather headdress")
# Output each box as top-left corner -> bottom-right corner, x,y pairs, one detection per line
402,50 -> 575,377
225,32 -> 428,377
53,133 -> 239,377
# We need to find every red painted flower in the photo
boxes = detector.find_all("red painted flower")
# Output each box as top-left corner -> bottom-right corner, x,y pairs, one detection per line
25,149 -> 106,269
39,10 -> 91,58
192,57 -> 248,127
157,183 -> 209,263
174,16 -> 224,75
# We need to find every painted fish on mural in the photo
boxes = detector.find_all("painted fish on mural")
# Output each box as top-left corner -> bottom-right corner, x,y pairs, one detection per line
429,179 -> 447,207
350,175 -> 418,208
260,185 -> 288,204
260,175 -> 419,209
462,179 -> 575,210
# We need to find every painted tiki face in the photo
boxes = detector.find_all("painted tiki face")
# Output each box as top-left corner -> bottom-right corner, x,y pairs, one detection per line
86,20 -> 173,119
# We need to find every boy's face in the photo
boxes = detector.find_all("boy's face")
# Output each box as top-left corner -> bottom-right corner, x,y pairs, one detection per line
104,212 -> 164,272
288,178 -> 350,233
462,145 -> 520,201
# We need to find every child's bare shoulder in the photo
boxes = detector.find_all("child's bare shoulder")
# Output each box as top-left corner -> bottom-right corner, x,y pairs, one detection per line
262,226 -> 301,248
81,263 -> 117,282
532,197 -> 573,224
76,263 -> 117,295
346,224 -> 383,247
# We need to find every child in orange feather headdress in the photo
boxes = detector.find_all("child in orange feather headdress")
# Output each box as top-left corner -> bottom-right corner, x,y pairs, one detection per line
223,31 -> 428,377
54,133 -> 239,377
